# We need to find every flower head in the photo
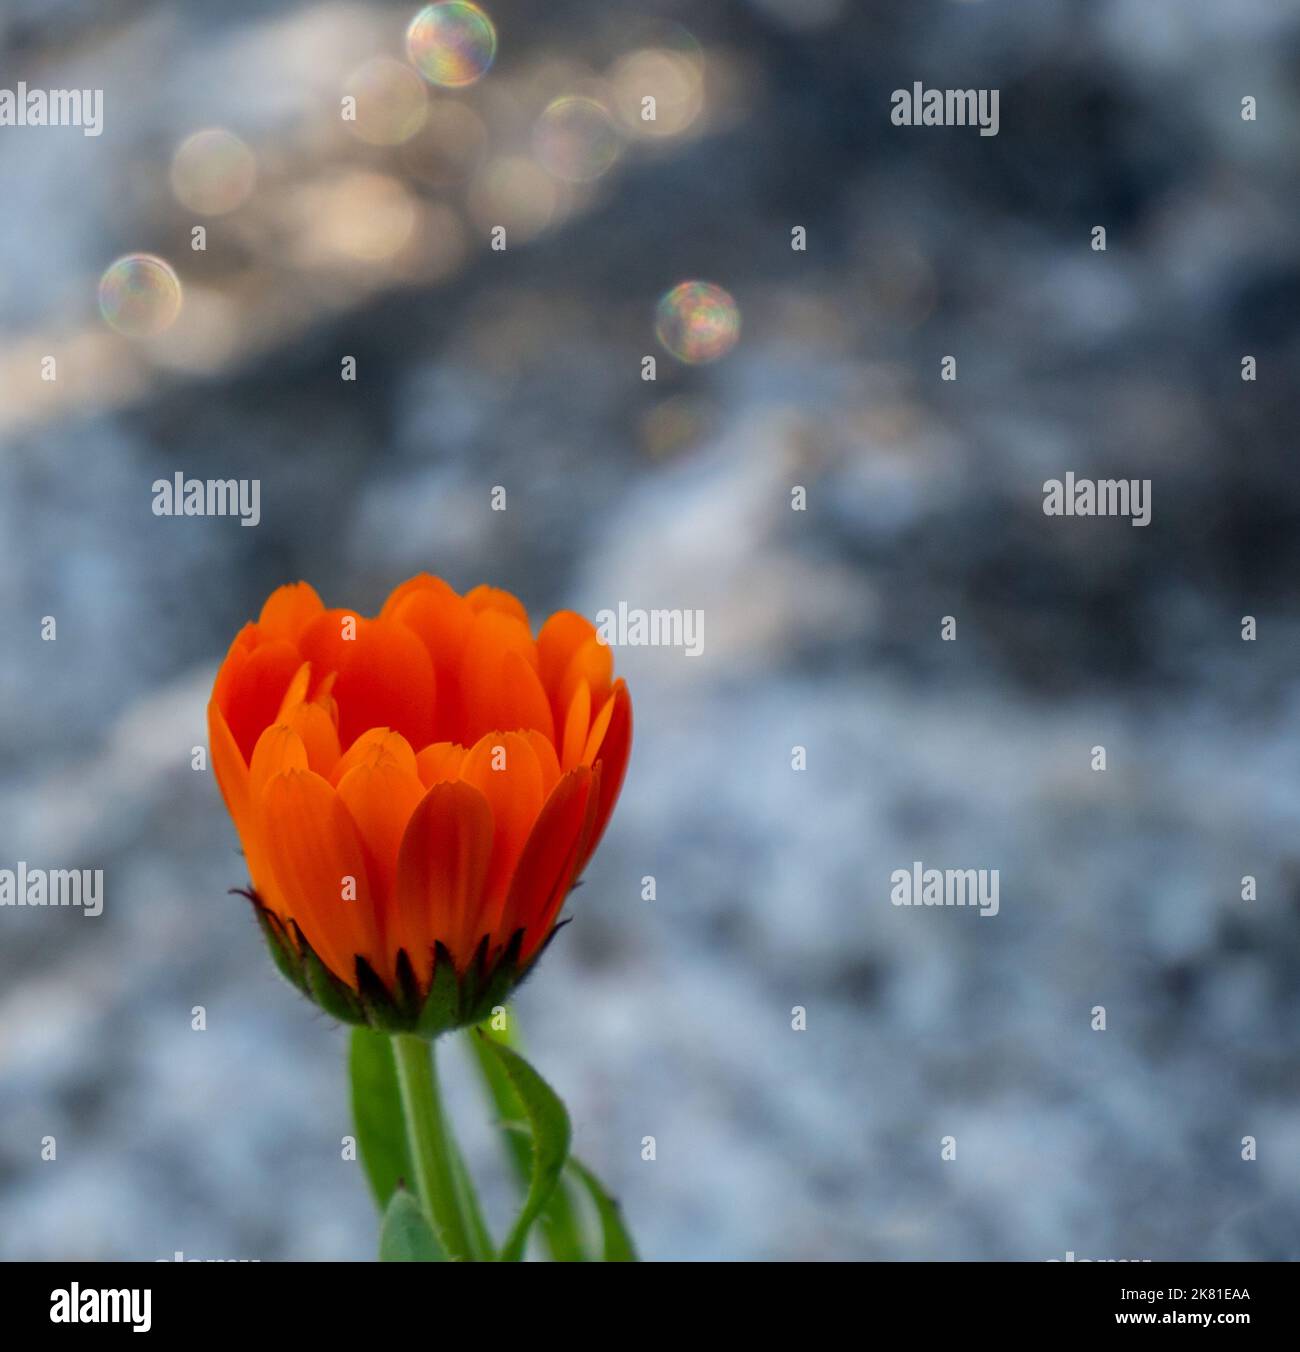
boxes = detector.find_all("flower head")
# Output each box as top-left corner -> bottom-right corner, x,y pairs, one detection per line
208,574 -> 630,1034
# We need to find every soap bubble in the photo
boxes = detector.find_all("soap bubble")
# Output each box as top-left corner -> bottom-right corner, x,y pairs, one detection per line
533,95 -> 622,182
98,254 -> 183,338
406,3 -> 497,89
655,280 -> 740,364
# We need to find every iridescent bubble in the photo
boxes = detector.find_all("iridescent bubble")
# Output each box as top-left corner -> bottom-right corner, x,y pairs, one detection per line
406,3 -> 497,89
533,95 -> 622,183
345,57 -> 429,146
655,281 -> 740,364
98,254 -> 183,338
170,129 -> 256,216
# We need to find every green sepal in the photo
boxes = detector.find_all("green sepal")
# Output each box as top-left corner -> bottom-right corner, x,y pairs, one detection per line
415,943 -> 462,1038
243,890 -> 536,1039
379,1186 -> 447,1262
393,948 -> 424,1017
356,957 -> 409,1032
458,936 -> 494,1014
301,941 -> 367,1025
248,899 -> 306,993
463,929 -> 525,1023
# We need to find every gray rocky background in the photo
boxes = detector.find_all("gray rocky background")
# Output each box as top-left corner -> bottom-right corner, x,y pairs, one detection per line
0,0 -> 1297,1260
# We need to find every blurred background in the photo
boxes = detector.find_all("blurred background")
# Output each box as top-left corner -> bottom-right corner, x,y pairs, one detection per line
1,0 -> 1299,1261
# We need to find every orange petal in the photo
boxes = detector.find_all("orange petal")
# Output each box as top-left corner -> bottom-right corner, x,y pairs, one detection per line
391,584 -> 474,743
207,700 -> 250,835
298,610 -> 360,689
301,613 -> 436,751
207,698 -> 299,919
577,679 -> 631,874
336,755 -> 426,951
249,723 -> 309,799
523,728 -> 561,795
465,584 -> 530,627
459,731 -> 547,938
211,625 -> 257,715
260,769 -> 381,987
393,582 -> 474,655
275,662 -> 312,721
499,767 -> 593,961
244,725 -> 311,916
537,610 -> 598,692
416,741 -> 467,788
462,611 -> 553,744
330,728 -> 418,785
282,699 -> 342,778
380,572 -> 454,619
219,638 -> 306,765
582,685 -> 617,764
463,607 -> 538,671
257,581 -> 324,644
559,636 -> 613,715
393,780 -> 494,979
560,679 -> 591,772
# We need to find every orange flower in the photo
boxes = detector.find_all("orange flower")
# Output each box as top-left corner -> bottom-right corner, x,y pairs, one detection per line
208,574 -> 630,1033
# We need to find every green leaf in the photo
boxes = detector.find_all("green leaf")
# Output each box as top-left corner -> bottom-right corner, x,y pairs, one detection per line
567,1157 -> 639,1261
475,1032 -> 571,1261
379,1187 -> 446,1262
469,1022 -> 587,1260
350,1027 -> 414,1211
498,1124 -> 639,1263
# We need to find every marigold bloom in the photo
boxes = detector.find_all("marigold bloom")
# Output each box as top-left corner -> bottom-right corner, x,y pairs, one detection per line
208,574 -> 631,1033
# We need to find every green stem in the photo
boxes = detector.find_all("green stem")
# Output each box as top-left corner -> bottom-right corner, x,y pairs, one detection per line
391,1033 -> 476,1261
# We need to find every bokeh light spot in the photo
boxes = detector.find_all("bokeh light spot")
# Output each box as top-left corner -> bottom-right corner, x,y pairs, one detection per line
406,3 -> 497,89
400,100 -> 489,187
344,57 -> 429,146
170,129 -> 257,216
301,172 -> 418,264
611,47 -> 705,139
467,157 -> 556,241
655,280 -> 740,364
98,254 -> 183,338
